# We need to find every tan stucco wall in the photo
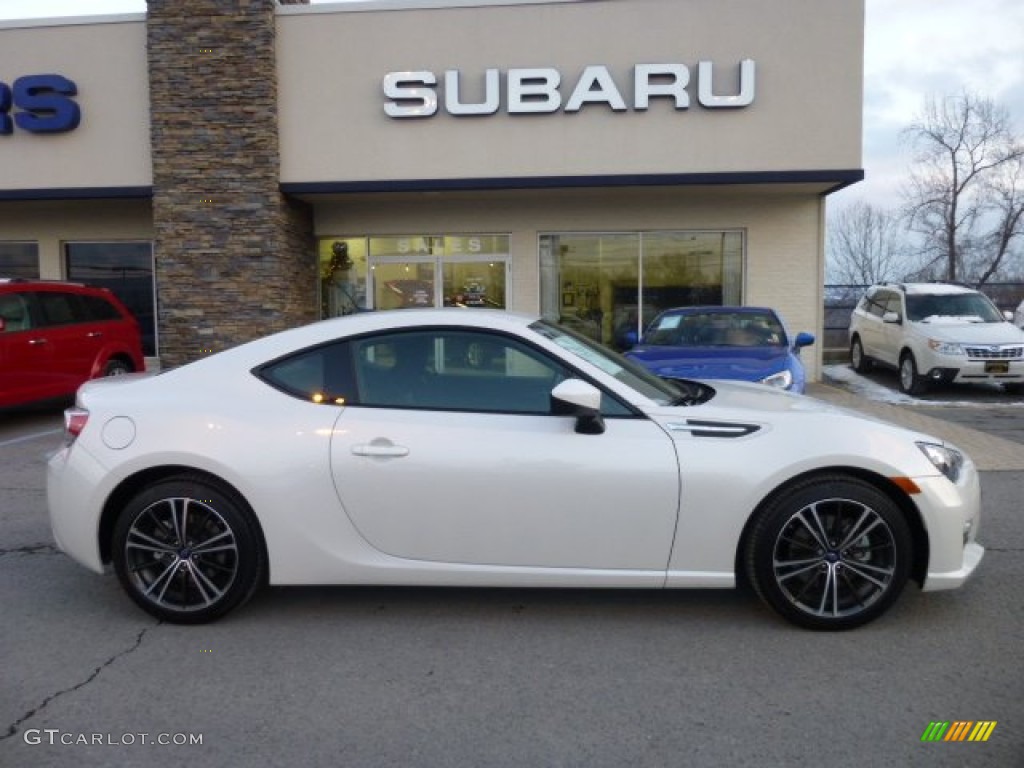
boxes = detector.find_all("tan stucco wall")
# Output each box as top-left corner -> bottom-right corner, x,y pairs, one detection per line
0,199 -> 153,278
0,16 -> 151,191
277,0 -> 863,184
313,185 -> 827,379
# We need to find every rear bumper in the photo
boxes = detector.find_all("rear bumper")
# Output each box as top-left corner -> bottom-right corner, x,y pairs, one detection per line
46,443 -> 107,574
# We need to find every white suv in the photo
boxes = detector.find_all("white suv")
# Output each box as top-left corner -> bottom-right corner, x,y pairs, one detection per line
849,283 -> 1024,395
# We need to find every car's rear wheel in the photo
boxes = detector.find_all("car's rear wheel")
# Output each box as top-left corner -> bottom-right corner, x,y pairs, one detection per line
898,352 -> 927,395
112,476 -> 265,624
850,336 -> 872,373
745,475 -> 912,630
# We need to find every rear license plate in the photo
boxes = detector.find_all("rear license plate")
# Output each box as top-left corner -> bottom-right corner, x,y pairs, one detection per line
985,361 -> 1009,374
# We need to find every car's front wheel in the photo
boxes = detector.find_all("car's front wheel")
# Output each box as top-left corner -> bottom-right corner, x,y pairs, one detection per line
745,475 -> 912,630
850,336 -> 872,373
898,352 -> 927,395
112,476 -> 266,624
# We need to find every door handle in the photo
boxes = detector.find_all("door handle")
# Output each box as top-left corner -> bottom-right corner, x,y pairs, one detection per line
28,338 -> 49,346
352,442 -> 410,458
86,331 -> 104,338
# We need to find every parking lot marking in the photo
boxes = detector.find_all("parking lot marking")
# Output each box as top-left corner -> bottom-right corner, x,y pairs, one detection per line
0,428 -> 61,449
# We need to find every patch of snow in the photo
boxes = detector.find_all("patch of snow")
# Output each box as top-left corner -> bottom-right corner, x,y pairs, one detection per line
821,365 -> 1024,408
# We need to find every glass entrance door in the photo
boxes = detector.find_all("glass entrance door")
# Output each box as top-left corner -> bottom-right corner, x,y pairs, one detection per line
442,258 -> 507,309
320,235 -> 510,316
372,259 -> 438,310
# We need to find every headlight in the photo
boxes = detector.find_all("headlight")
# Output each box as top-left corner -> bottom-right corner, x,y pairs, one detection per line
760,369 -> 793,389
928,339 -> 963,355
917,442 -> 964,483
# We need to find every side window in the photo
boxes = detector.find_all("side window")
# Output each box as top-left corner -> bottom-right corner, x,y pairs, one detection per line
255,341 -> 356,405
883,292 -> 903,317
865,291 -> 886,317
34,291 -> 83,327
0,293 -> 32,332
353,330 -> 572,414
79,294 -> 123,322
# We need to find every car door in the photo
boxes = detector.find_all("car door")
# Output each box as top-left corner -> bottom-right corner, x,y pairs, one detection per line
856,289 -> 887,360
328,328 -> 681,571
0,291 -> 60,405
876,291 -> 906,366
33,290 -> 107,385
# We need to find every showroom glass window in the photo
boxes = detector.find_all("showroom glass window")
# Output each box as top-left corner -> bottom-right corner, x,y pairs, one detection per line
65,242 -> 156,355
319,235 -> 509,316
539,231 -> 743,350
0,242 -> 39,278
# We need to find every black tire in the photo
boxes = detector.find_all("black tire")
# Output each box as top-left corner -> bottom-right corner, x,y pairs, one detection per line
849,336 -> 872,374
745,475 -> 912,631
898,352 -> 927,395
103,358 -> 133,376
112,476 -> 266,624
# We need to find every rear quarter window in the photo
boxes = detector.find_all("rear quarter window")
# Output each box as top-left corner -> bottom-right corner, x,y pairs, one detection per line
255,342 -> 357,404
79,294 -> 123,322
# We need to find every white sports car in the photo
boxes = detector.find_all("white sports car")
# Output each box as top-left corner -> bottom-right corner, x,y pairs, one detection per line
47,310 -> 984,630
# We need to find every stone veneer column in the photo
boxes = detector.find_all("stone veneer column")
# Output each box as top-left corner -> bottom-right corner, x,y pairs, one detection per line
148,0 -> 314,368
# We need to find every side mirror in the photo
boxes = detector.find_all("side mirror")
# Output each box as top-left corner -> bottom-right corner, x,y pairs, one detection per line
0,316 -> 5,333
1003,310 -> 1014,322
551,378 -> 605,435
793,331 -> 815,349
882,311 -> 901,324
622,329 -> 639,350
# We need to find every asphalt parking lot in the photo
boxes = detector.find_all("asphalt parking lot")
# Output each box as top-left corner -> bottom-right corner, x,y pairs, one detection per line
2,388 -> 1022,767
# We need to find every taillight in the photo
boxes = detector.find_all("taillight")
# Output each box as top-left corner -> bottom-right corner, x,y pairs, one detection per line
64,407 -> 90,443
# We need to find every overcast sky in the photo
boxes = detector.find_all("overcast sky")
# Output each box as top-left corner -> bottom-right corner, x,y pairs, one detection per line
2,0 -> 1022,211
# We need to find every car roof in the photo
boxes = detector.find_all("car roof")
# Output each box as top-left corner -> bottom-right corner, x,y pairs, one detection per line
657,305 -> 776,316
0,278 -> 94,290
215,309 -> 541,365
873,282 -> 978,296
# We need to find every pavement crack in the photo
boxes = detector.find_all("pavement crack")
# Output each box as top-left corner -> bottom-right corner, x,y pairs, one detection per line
1,622 -> 161,742
0,543 -> 60,557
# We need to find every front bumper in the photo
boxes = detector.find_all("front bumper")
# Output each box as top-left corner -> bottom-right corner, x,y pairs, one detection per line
921,355 -> 1024,385
914,464 -> 984,591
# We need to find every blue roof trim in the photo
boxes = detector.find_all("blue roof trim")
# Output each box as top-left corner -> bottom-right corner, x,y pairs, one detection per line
281,170 -> 865,196
0,186 -> 153,202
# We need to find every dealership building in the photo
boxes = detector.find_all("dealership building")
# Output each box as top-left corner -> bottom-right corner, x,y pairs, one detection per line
0,0 -> 864,374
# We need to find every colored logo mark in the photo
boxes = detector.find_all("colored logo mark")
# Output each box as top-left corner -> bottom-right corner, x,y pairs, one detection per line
921,721 -> 997,742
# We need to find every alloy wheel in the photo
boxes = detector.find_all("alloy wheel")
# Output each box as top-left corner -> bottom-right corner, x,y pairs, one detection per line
123,496 -> 240,614
771,497 -> 897,620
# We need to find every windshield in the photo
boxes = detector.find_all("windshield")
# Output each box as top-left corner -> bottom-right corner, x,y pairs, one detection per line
642,309 -> 787,347
906,292 -> 1003,323
531,319 -> 684,406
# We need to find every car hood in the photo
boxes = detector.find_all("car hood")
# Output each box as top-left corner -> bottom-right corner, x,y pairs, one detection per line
915,320 -> 1024,344
646,378 -> 939,443
627,345 -> 788,381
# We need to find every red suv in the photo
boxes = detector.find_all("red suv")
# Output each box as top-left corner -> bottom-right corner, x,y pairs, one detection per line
0,279 -> 145,408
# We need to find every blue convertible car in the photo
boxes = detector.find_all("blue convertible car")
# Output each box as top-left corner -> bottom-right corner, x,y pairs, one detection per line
624,306 -> 815,393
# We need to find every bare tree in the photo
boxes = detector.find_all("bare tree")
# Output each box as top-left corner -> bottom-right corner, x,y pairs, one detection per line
826,200 -> 908,285
901,91 -> 1024,284
975,152 -> 1024,282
